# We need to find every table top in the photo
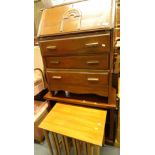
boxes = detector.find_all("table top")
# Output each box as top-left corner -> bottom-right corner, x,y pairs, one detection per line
39,102 -> 107,146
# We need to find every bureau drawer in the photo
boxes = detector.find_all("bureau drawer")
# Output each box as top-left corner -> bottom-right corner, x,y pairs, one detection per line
45,54 -> 109,70
40,33 -> 110,56
46,70 -> 109,96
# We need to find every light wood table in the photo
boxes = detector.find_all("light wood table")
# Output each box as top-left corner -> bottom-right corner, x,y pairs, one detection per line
43,88 -> 117,145
39,102 -> 107,155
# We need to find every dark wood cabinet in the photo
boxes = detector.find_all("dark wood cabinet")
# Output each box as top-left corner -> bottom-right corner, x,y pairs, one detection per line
38,0 -> 116,102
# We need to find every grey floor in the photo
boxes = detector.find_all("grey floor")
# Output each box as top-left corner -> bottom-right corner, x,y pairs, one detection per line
34,138 -> 120,155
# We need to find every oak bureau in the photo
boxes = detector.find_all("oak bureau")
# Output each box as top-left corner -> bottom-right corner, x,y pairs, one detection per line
38,0 -> 116,103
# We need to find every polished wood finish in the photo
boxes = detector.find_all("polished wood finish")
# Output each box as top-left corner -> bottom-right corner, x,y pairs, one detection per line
43,89 -> 117,145
39,33 -> 110,56
46,69 -> 109,96
39,103 -> 107,146
39,32 -> 113,98
38,0 -> 115,37
38,0 -> 117,145
38,0 -> 115,100
45,54 -> 109,70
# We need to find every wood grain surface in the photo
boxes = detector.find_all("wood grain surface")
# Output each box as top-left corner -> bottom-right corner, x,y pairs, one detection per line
39,103 -> 107,146
38,0 -> 114,37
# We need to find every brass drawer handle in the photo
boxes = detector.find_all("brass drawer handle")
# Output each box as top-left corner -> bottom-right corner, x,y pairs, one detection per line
87,78 -> 99,81
102,44 -> 106,47
46,46 -> 57,50
50,61 -> 60,64
52,76 -> 62,79
85,42 -> 99,47
86,61 -> 99,64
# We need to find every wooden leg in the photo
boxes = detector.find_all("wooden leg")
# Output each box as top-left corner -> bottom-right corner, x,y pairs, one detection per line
43,130 -> 53,155
83,142 -> 87,155
90,145 -> 94,155
64,136 -> 70,155
50,132 -> 61,155
87,143 -> 93,155
53,133 -> 61,155
72,139 -> 78,155
61,136 -> 67,155
62,136 -> 70,155
76,140 -> 81,155
95,145 -> 100,155
109,109 -> 115,141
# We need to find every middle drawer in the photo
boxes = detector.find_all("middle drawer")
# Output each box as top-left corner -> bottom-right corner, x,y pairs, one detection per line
45,54 -> 109,70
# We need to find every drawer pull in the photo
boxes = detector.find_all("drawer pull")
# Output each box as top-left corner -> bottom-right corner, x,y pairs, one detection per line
46,46 -> 57,50
87,78 -> 99,81
50,61 -> 60,64
85,42 -> 99,47
102,44 -> 106,47
86,61 -> 99,64
52,76 -> 62,79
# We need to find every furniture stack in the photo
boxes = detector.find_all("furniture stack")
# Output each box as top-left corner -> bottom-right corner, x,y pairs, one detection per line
37,0 -> 118,145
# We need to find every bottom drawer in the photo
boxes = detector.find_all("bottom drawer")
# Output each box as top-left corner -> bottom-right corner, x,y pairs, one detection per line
46,70 -> 109,97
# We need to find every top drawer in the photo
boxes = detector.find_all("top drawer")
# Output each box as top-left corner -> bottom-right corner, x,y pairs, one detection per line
39,33 -> 111,56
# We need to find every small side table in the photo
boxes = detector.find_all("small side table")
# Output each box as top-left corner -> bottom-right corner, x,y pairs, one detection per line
39,102 -> 107,155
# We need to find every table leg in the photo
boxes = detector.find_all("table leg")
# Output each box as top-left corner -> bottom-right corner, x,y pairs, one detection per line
83,142 -> 87,155
90,145 -> 94,155
87,143 -> 93,155
95,145 -> 100,155
62,136 -> 70,155
72,139 -> 78,155
50,132 -> 61,155
76,140 -> 81,155
109,109 -> 115,141
61,136 -> 67,155
53,133 -> 61,155
43,130 -> 53,155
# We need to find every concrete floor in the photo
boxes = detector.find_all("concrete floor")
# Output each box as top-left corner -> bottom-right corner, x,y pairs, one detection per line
34,138 -> 120,155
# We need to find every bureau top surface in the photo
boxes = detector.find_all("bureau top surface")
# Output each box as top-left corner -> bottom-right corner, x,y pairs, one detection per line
39,102 -> 107,146
38,0 -> 115,38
